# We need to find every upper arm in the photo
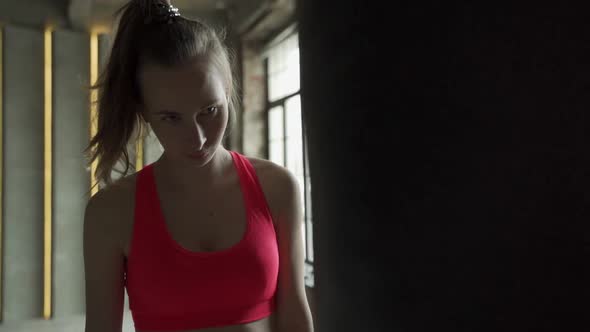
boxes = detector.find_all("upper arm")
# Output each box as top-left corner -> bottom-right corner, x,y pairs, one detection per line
83,192 -> 126,332
266,166 -> 314,332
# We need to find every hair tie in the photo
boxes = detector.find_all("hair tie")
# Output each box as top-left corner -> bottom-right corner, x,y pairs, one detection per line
144,3 -> 181,24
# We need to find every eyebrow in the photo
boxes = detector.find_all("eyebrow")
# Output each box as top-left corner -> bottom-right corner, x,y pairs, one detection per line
154,110 -> 177,115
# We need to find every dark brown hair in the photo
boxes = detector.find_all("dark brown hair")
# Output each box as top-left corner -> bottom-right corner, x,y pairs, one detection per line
85,0 -> 238,188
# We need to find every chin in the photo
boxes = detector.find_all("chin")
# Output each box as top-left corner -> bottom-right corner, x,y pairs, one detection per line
184,147 -> 218,165
164,145 -> 222,165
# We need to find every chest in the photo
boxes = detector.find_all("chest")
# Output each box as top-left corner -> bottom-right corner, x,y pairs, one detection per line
156,183 -> 247,253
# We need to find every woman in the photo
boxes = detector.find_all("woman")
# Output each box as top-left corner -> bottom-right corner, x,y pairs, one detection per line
83,1 -> 314,331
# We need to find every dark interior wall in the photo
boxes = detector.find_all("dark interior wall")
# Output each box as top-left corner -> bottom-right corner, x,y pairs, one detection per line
298,3 -> 584,331
0,0 -> 69,28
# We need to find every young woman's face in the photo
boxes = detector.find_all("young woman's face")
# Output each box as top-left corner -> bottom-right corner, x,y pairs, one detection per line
139,57 -> 229,167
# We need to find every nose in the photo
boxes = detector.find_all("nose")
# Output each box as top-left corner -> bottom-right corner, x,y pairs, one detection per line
191,115 -> 207,150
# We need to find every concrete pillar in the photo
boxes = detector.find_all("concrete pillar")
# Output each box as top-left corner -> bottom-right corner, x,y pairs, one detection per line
240,43 -> 266,158
3,25 -> 44,321
298,3 -> 583,331
53,28 -> 90,317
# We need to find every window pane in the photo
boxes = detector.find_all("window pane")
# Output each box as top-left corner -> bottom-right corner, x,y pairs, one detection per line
304,134 -> 314,262
285,95 -> 305,217
305,179 -> 312,220
268,106 -> 284,140
301,221 -> 306,256
307,217 -> 314,262
285,95 -> 303,177
269,140 -> 284,166
268,33 -> 300,102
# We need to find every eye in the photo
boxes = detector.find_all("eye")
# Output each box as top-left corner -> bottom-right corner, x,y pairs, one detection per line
161,114 -> 180,122
201,106 -> 218,116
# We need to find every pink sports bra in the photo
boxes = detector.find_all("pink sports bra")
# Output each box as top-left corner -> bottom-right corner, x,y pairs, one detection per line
124,151 -> 279,330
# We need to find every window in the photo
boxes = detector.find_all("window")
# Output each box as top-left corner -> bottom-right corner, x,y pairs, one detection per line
265,31 -> 314,287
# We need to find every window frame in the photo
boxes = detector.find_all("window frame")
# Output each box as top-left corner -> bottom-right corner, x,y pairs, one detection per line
263,31 -> 314,287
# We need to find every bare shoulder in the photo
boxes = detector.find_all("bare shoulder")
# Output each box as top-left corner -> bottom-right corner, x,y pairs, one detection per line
247,156 -> 299,190
83,174 -> 137,330
246,156 -> 301,221
84,174 -> 138,251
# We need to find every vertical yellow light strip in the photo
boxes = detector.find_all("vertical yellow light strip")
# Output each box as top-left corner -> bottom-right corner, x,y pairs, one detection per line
135,136 -> 143,172
0,25 -> 4,322
90,33 -> 98,195
43,26 -> 53,320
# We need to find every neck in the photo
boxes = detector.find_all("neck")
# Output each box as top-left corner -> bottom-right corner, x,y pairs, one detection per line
153,147 -> 233,193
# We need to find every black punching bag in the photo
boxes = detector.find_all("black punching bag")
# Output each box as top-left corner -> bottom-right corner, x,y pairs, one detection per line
298,3 -> 585,331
